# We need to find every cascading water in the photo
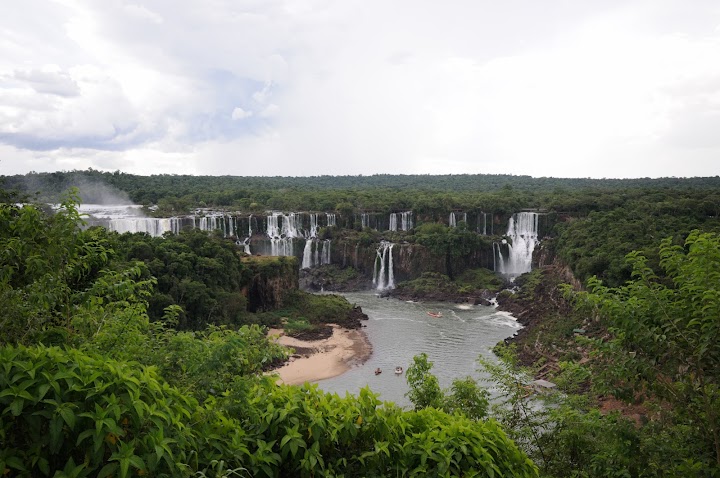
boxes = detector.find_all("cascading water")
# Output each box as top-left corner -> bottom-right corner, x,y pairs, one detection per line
309,214 -> 319,238
361,213 -> 370,229
495,212 -> 539,276
198,214 -> 236,238
373,241 -> 395,290
301,213 -> 333,268
267,212 -> 299,256
87,207 -> 249,240
449,212 -> 456,227
388,211 -> 413,232
237,214 -> 252,254
224,215 -> 236,238
106,217 -> 181,236
302,240 -> 314,269
400,211 -> 413,231
321,239 -> 331,265
198,216 -> 215,232
301,213 -> 318,269
326,213 -> 336,227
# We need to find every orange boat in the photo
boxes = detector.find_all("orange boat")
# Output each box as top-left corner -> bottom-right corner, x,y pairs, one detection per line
427,311 -> 442,318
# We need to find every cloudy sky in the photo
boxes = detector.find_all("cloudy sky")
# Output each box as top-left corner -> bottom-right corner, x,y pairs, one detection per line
1,0 -> 720,178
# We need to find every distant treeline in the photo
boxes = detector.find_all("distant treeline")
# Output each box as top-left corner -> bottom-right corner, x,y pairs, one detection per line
4,169 -> 720,218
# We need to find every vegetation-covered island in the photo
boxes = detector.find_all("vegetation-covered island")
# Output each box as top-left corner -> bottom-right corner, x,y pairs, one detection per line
1,170 -> 720,476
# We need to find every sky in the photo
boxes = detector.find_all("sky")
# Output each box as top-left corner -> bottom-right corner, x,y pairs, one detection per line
1,0 -> 720,179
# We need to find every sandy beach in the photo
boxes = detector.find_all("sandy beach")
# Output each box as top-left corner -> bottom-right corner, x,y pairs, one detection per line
269,325 -> 372,385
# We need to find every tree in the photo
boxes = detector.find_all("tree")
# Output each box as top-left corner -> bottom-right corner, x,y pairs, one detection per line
405,353 -> 489,420
405,353 -> 443,410
579,230 -> 720,470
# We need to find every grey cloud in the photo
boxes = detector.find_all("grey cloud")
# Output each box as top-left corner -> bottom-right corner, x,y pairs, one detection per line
0,127 -> 141,152
11,69 -> 80,97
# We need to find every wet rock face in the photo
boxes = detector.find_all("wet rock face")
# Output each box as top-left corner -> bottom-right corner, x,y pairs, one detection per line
246,258 -> 299,312
329,240 -> 497,285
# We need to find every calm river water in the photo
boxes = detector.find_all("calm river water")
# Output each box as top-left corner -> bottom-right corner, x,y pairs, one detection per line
317,291 -> 521,408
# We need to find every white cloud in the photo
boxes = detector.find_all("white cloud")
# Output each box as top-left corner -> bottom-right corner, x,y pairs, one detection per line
11,67 -> 80,97
231,107 -> 253,120
1,0 -> 720,177
122,4 -> 163,24
259,103 -> 279,118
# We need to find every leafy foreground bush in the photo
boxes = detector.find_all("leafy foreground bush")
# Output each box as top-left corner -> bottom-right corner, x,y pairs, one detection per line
0,345 -> 538,477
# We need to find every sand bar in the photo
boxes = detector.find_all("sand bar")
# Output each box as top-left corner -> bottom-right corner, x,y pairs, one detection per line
269,325 -> 372,385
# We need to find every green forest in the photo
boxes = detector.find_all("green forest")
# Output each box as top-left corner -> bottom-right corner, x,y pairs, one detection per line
2,170 -> 720,477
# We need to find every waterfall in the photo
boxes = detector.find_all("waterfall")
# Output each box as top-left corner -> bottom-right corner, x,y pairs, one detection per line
91,211 -> 245,239
301,213 -> 333,268
302,238 -> 331,269
238,214 -> 252,255
480,213 -> 494,235
449,212 -> 456,227
309,214 -> 318,238
326,213 -> 336,227
284,213 -> 302,238
389,211 -> 412,231
198,215 -> 219,232
267,213 -> 281,237
302,240 -> 313,269
267,212 -> 297,256
266,212 -> 303,239
400,211 -> 413,231
495,212 -> 539,276
389,213 -> 397,231
250,215 -> 258,235
107,217 -> 178,236
361,213 -> 369,229
238,235 -> 251,254
224,215 -> 236,238
373,241 -> 395,290
493,242 -> 505,273
321,239 -> 331,265
301,213 -> 318,269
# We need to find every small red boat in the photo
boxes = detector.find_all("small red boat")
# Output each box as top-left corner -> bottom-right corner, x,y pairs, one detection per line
427,311 -> 442,318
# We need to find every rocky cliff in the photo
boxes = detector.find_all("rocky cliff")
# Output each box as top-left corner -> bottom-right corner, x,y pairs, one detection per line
244,256 -> 299,312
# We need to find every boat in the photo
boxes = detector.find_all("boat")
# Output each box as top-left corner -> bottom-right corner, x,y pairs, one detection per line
374,368 -> 382,375
427,311 -> 442,318
394,367 -> 403,375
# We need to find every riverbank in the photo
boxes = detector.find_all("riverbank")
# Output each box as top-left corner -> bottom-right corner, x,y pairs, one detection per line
269,325 -> 373,385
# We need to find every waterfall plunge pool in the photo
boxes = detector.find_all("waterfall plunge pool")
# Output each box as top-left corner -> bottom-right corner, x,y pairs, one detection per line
317,291 -> 521,408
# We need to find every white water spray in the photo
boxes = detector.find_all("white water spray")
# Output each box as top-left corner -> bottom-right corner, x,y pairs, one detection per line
388,211 -> 413,231
373,241 -> 395,290
495,212 -> 539,276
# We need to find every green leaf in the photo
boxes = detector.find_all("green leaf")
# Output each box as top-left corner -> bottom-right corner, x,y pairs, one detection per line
49,416 -> 64,454
38,457 -> 50,476
97,463 -> 118,478
8,398 -> 24,416
129,455 -> 146,470
59,406 -> 76,429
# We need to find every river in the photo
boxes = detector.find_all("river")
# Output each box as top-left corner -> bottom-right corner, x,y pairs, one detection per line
318,291 -> 521,408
